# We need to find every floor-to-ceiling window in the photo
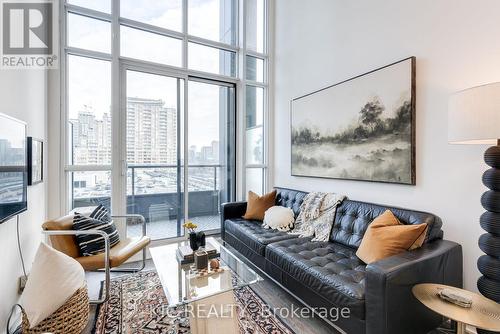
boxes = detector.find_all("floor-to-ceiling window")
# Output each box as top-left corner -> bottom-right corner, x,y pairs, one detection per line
244,0 -> 267,196
62,0 -> 268,241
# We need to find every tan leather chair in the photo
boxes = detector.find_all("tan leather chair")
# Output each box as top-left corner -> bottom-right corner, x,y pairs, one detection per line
42,208 -> 150,303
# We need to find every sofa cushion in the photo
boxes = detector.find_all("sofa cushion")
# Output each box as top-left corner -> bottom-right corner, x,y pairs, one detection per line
331,200 -> 443,249
356,210 -> 428,264
243,190 -> 277,221
263,206 -> 295,231
224,218 -> 298,255
73,205 -> 120,256
20,243 -> 85,328
265,237 -> 367,319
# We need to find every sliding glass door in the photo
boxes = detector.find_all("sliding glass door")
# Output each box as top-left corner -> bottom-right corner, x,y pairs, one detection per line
187,79 -> 236,233
124,69 -> 184,240
123,69 -> 235,241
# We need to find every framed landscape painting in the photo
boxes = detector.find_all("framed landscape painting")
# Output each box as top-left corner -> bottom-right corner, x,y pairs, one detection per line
291,57 -> 415,184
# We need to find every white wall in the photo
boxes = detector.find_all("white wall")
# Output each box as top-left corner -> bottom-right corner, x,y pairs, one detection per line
272,0 -> 500,292
0,70 -> 47,332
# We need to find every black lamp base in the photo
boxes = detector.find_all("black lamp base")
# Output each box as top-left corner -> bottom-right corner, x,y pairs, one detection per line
477,145 -> 500,334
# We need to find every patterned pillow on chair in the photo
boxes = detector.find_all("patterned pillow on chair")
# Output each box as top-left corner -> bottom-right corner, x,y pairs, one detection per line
73,205 -> 120,256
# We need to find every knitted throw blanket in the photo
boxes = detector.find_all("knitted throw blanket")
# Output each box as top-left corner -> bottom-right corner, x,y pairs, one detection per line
300,192 -> 327,220
290,192 -> 346,242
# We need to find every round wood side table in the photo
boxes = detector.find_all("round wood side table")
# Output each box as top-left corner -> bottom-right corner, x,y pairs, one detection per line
412,283 -> 500,334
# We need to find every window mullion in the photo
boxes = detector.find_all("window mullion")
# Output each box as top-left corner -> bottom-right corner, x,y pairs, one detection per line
245,49 -> 267,58
111,0 -> 123,218
187,35 -> 239,53
120,17 -> 185,40
65,165 -> 112,172
240,0 -> 248,199
61,0 -> 69,213
245,80 -> 267,88
65,47 -> 111,61
66,3 -> 112,21
244,165 -> 267,170
263,0 -> 269,192
182,0 -> 188,69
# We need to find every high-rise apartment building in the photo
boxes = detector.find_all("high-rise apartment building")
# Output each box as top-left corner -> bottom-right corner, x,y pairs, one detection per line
69,106 -> 112,165
70,98 -> 177,166
126,97 -> 177,165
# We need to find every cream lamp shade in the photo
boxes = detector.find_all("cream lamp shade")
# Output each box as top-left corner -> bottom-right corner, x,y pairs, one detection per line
448,82 -> 500,145
448,82 -> 500,313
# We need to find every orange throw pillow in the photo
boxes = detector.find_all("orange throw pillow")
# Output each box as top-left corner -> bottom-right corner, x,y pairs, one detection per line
356,210 -> 428,264
243,190 -> 277,221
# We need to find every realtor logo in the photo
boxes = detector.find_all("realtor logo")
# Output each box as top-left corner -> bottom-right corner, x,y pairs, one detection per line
3,2 -> 52,54
1,0 -> 58,69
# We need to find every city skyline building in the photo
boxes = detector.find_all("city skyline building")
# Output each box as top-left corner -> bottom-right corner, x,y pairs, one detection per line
70,97 -> 221,167
70,97 -> 221,200
126,97 -> 177,165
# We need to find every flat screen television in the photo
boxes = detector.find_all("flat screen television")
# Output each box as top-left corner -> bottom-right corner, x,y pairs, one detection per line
0,113 -> 27,223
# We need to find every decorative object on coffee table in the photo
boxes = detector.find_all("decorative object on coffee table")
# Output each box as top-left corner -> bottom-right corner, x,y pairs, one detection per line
183,221 -> 202,251
189,232 -> 198,251
194,249 -> 208,270
291,57 -> 416,184
189,265 -> 225,278
413,283 -> 500,334
210,258 -> 220,270
449,83 -> 500,333
176,242 -> 218,264
197,231 -> 206,248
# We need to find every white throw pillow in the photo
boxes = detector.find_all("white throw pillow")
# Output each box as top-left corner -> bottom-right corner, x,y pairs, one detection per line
19,242 -> 86,328
263,206 -> 295,231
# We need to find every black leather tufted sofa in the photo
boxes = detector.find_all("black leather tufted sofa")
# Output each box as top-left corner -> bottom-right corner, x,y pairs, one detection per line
221,187 -> 463,334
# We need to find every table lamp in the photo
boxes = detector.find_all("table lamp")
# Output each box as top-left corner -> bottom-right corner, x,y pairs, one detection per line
448,82 -> 500,334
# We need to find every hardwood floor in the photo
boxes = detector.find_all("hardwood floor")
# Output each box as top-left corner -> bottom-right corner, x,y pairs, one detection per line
248,272 -> 336,333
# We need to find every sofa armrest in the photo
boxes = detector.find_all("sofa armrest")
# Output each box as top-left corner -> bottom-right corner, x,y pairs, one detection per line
365,240 -> 463,334
220,201 -> 247,239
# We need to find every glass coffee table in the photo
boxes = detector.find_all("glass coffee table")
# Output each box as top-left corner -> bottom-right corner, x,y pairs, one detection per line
150,237 -> 263,333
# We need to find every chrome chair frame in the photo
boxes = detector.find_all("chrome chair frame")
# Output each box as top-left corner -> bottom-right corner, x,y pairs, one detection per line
41,213 -> 147,304
106,214 -> 147,273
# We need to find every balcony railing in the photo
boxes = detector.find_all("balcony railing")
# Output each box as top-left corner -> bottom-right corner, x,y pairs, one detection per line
72,164 -> 225,237
128,163 -> 220,201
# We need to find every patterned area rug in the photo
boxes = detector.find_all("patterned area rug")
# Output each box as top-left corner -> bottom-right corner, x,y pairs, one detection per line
93,270 -> 294,334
